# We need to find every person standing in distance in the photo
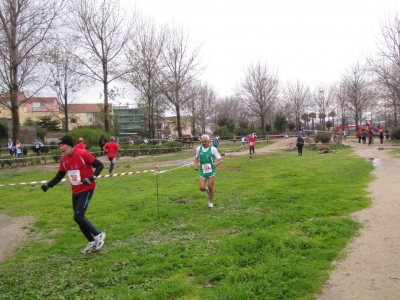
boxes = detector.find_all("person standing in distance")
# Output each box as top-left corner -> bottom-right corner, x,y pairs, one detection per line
15,139 -> 23,157
379,130 -> 384,145
7,138 -> 15,157
33,139 -> 43,156
194,134 -> 222,208
76,137 -> 86,150
41,136 -> 106,254
296,134 -> 304,156
103,136 -> 120,175
99,135 -> 106,156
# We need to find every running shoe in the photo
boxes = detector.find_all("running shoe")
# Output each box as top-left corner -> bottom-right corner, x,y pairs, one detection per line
81,242 -> 97,254
94,232 -> 106,251
208,201 -> 213,208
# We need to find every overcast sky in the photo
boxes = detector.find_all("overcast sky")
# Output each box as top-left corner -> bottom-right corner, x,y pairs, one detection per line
83,0 -> 399,104
126,0 -> 399,98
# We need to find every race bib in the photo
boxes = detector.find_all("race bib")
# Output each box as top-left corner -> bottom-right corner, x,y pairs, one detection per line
249,142 -> 254,146
68,170 -> 82,185
202,163 -> 212,173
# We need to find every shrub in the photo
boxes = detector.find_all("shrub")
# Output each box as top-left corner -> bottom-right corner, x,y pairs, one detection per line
314,132 -> 331,144
67,127 -> 110,148
89,147 -> 101,157
118,144 -> 139,157
162,141 -> 182,152
42,144 -> 59,154
49,149 -> 63,163
390,126 -> 400,140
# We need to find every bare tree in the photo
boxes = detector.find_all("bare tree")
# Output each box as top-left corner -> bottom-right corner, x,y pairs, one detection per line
368,11 -> 400,126
185,82 -> 216,135
215,96 -> 238,121
341,62 -> 375,129
158,25 -> 203,137
127,17 -> 165,138
68,0 -> 134,132
182,83 -> 200,136
311,85 -> 334,130
334,83 -> 351,126
0,0 -> 65,140
45,36 -> 89,132
236,62 -> 280,135
284,79 -> 311,130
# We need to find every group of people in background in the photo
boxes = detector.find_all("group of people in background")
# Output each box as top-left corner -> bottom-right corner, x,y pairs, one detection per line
7,138 -> 27,157
356,128 -> 389,145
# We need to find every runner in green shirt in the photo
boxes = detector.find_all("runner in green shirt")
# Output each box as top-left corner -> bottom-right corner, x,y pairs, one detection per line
194,135 -> 222,208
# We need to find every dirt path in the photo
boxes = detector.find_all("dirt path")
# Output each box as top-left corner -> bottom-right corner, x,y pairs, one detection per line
316,140 -> 400,300
2,138 -> 400,300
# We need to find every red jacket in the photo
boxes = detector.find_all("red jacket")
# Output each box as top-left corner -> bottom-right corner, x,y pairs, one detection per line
248,137 -> 256,148
103,141 -> 119,159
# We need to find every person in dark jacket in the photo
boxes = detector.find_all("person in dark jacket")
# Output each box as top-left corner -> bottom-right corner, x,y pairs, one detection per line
99,135 -> 106,156
385,129 -> 389,140
379,130 -> 384,145
361,129 -> 367,144
296,134 -> 304,156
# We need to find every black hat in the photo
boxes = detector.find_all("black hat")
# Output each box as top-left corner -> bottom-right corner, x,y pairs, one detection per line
58,135 -> 74,147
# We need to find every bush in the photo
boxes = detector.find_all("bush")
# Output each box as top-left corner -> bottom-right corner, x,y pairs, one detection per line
390,126 -> 400,140
67,127 -> 110,148
49,149 -> 63,163
162,141 -> 182,152
314,132 -> 331,144
89,147 -> 101,157
42,144 -> 59,154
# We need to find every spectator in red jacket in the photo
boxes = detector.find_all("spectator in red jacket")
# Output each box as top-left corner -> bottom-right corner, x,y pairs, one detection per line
356,129 -> 362,143
76,138 -> 86,150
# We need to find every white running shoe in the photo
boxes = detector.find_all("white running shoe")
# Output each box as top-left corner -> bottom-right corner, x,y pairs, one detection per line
208,201 -> 213,208
81,241 -> 97,254
94,232 -> 106,251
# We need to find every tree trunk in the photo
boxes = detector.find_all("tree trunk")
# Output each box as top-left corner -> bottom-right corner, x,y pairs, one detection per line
11,91 -> 20,140
261,115 -> 265,136
103,81 -> 109,132
11,62 -> 20,140
176,106 -> 182,137
103,60 -> 109,132
64,73 -> 69,133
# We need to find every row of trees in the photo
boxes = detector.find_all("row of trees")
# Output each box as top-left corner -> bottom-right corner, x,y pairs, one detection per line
168,10 -> 400,137
2,0 -> 400,140
0,0 -> 205,140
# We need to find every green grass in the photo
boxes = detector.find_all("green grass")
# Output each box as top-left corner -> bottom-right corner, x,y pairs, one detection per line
0,146 -> 372,299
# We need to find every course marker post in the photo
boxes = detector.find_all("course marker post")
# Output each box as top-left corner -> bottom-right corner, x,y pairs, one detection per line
154,165 -> 160,219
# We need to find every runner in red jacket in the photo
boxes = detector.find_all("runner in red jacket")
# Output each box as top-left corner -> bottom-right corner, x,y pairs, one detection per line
103,136 -> 120,174
248,134 -> 256,158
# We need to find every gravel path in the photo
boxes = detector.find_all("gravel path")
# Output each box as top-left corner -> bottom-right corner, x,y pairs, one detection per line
316,140 -> 400,300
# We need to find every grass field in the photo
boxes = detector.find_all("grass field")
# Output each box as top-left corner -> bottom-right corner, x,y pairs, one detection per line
0,143 -> 373,299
